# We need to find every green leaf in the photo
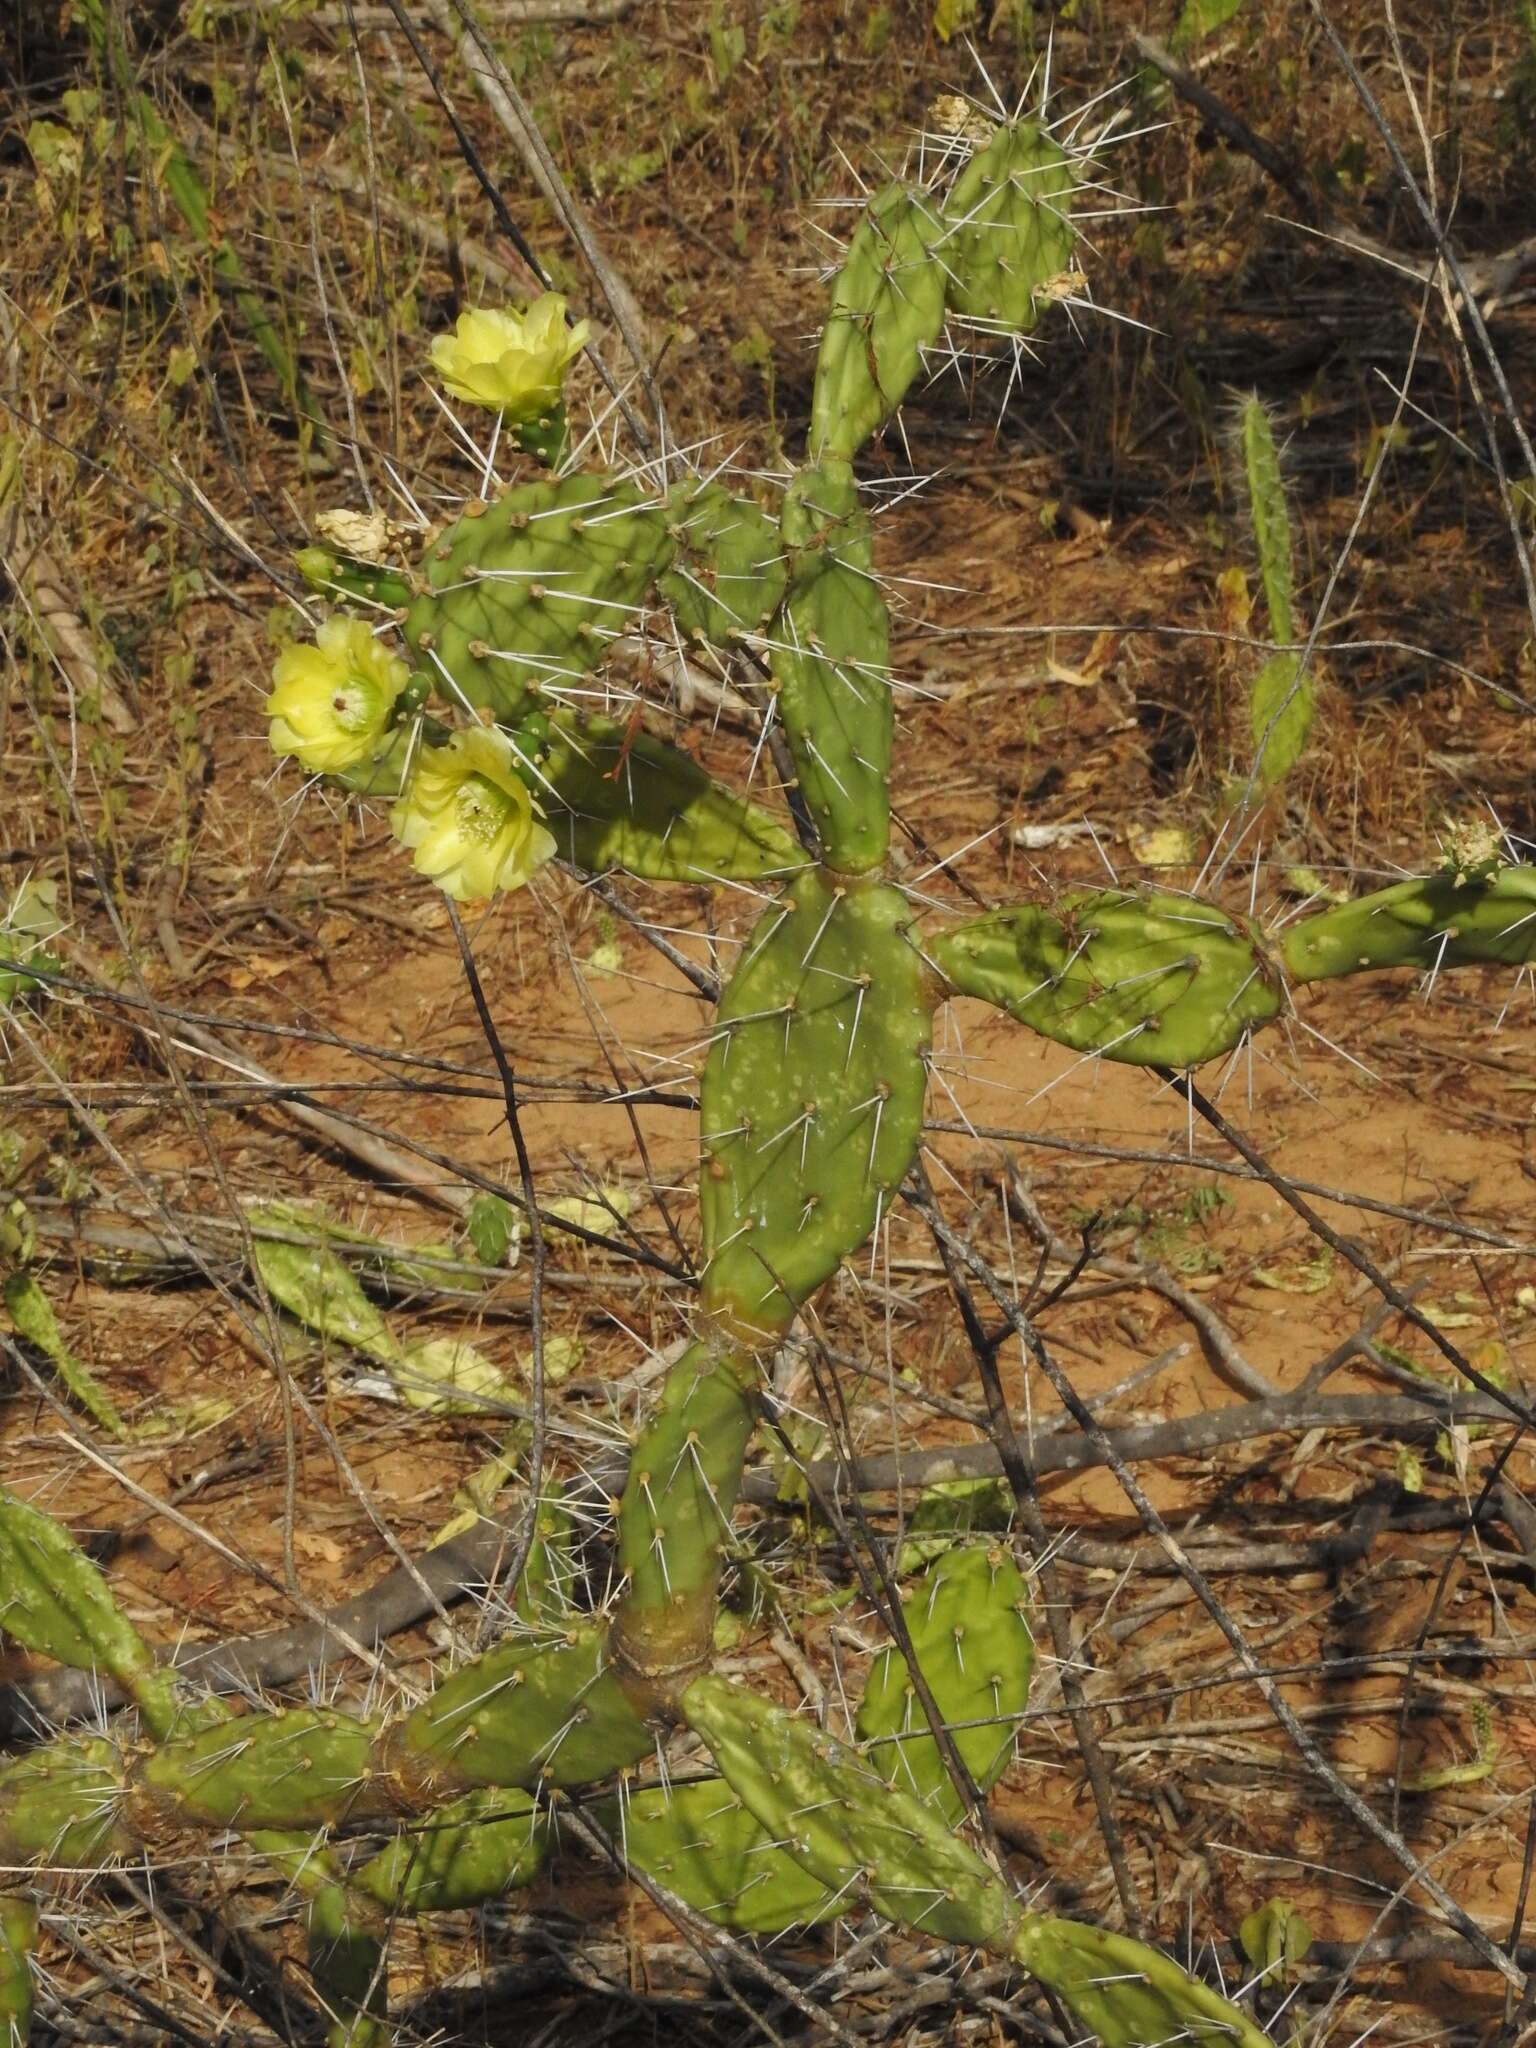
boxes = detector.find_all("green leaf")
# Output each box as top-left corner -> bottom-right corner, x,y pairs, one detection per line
933,0 -> 980,41
0,879 -> 64,1010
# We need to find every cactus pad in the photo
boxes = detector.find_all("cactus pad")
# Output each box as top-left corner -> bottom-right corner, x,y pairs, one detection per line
660,482 -> 786,646
510,708 -> 805,882
940,121 -> 1078,332
857,1543 -> 1033,1814
354,1789 -> 548,1913
385,1624 -> 650,1797
1012,1916 -> 1272,2048
306,1883 -> 388,2048
611,1340 -> 758,1697
773,461 -> 892,874
1283,867 -> 1536,982
811,182 -> 948,463
699,868 -> 932,1333
405,473 -> 673,723
135,1707 -> 384,1833
932,889 -> 1282,1068
296,547 -> 415,615
595,1776 -> 840,1933
0,1490 -> 179,1740
683,1674 -> 1021,1947
0,1738 -> 125,1870
0,1897 -> 36,2048
1237,396 -> 1295,645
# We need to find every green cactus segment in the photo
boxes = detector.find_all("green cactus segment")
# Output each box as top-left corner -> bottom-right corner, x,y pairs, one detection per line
660,482 -> 786,646
1282,866 -> 1536,983
1012,1917 -> 1272,2048
683,1675 -> 1020,1947
1249,651 -> 1313,793
510,708 -> 805,882
354,1789 -> 548,1913
0,1896 -> 36,2048
306,1884 -> 389,2048
404,472 -> 673,723
2,1271 -> 126,1439
611,1341 -> 757,1692
857,1545 -> 1033,1815
594,1777 -> 840,1933
295,548 -> 414,614
699,869 -> 932,1333
513,1490 -> 578,1631
136,1708 -> 383,1833
940,121 -> 1078,332
0,1490 -> 178,1740
1236,394 -> 1311,789
247,1834 -> 389,2048
811,183 -> 947,463
388,1625 -> 650,1796
773,461 -> 892,874
932,889 -> 1282,1068
250,1229 -> 399,1364
0,1739 -> 125,1871
1237,396 -> 1294,645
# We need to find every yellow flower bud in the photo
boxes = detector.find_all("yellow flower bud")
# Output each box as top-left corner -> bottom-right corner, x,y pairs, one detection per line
391,725 -> 556,903
429,296 -> 589,421
266,617 -> 409,776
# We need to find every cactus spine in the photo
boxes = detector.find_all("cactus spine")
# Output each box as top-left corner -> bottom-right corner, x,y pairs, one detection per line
8,99 -> 1536,2048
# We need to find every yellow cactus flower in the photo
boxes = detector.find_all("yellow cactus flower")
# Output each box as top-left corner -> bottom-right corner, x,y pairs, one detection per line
429,296 -> 588,421
267,617 -> 408,776
391,725 -> 556,903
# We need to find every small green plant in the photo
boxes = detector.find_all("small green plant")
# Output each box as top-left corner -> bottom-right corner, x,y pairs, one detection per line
1233,392 -> 1315,794
4,79 -> 1535,2048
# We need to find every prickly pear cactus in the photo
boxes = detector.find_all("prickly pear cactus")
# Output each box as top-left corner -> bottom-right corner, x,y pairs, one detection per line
0,1898 -> 36,2048
931,889 -> 1284,1067
772,458 -> 894,871
0,1490 -> 180,1741
698,867 -> 932,1332
683,1672 -> 1025,1948
811,182 -> 947,463
592,1776 -> 841,1933
1282,866 -> 1536,981
940,120 -> 1080,330
659,480 -> 786,646
405,472 -> 674,721
857,1542 -> 1034,1813
510,706 -> 805,881
10,84 -> 1536,2048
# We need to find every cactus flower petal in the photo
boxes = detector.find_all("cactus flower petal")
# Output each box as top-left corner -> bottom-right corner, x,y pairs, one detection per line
390,725 -> 555,903
429,297 -> 588,421
266,617 -> 409,776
